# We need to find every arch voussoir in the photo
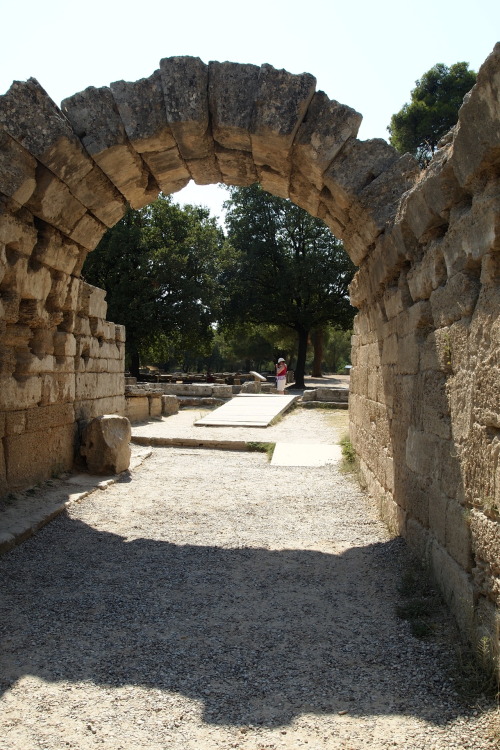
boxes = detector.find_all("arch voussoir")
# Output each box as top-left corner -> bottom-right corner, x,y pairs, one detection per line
110,72 -> 191,196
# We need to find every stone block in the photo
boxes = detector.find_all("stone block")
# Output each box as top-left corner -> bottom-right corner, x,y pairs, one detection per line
26,165 -> 87,235
208,61 -> 260,152
111,71 -> 191,194
69,212 -> 106,251
428,490 -> 448,546
406,240 -> 448,302
0,204 -> 38,258
377,490 -> 406,537
15,352 -> 55,377
250,64 -> 316,175
210,384 -> 232,398
32,225 -> 81,275
5,410 -> 26,435
62,86 -> 158,209
0,344 -> 16,377
292,91 -> 361,189
405,427 -> 444,481
316,388 -> 349,402
437,439 -> 465,503
77,282 -> 107,319
403,181 -> 447,242
161,395 -> 179,416
20,263 -> 53,302
452,43 -> 500,189
0,376 -> 42,410
395,334 -> 420,375
352,154 -> 420,243
111,71 -> 177,153
75,371 -> 99,401
472,365 -> 500,431
323,138 -> 399,263
159,57 -> 212,159
418,370 -> 452,439
115,324 -> 126,343
0,78 -> 93,188
0,130 -> 37,205
446,498 -> 472,571
70,164 -> 127,228
80,414 -> 131,474
214,144 -> 258,187
4,422 -> 76,488
53,331 -> 77,358
25,402 -> 75,432
430,539 -> 475,637
430,272 -> 481,328
148,393 -> 162,418
257,165 -> 290,198
125,395 -> 149,422
406,518 -> 432,560
240,381 -> 261,393
74,395 -> 126,421
40,373 -> 76,405
470,510 -> 500,575
301,389 -> 317,402
381,333 -> 398,366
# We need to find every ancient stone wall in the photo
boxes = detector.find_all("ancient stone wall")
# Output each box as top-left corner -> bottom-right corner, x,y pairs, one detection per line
0,46 -> 499,655
349,45 -> 500,656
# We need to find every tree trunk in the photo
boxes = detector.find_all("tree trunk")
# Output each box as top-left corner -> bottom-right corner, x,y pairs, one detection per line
293,327 -> 309,389
129,349 -> 140,379
311,328 -> 324,378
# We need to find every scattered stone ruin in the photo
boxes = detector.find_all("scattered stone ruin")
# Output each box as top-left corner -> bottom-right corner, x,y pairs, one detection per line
0,46 -> 499,658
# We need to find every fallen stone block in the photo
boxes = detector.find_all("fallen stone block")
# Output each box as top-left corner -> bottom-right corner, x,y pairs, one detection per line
80,414 -> 131,474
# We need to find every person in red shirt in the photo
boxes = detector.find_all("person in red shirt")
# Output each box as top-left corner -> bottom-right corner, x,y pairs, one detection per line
275,357 -> 287,394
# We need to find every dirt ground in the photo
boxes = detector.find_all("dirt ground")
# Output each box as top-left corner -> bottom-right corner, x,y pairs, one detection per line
0,408 -> 499,749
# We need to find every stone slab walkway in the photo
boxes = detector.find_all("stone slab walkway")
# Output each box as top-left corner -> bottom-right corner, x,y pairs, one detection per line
194,394 -> 298,427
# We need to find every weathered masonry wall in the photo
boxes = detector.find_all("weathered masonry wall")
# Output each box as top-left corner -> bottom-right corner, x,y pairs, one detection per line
0,46 -> 499,655
349,47 -> 500,655
350,45 -> 500,649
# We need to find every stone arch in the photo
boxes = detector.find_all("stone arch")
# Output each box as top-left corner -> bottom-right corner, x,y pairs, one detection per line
1,47 -> 500,658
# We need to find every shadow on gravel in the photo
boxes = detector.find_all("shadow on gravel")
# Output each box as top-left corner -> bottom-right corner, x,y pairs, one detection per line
0,515 -> 460,728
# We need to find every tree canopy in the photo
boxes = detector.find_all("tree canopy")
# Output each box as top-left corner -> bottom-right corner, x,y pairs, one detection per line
220,184 -> 356,388
82,195 -> 225,376
388,62 -> 477,167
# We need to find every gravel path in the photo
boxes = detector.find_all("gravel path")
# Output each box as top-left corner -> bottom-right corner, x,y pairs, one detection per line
0,409 -> 498,749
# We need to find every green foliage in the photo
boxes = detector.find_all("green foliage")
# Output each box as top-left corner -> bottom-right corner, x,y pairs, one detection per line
322,327 -> 352,373
340,435 -> 356,469
388,62 -> 477,166
247,442 -> 276,460
82,195 -> 225,375
220,185 -> 356,387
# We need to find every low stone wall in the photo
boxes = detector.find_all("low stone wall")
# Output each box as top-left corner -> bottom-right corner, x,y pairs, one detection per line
302,388 -> 349,404
0,276 -> 125,492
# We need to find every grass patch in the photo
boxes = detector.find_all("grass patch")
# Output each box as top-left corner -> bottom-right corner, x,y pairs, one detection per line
247,442 -> 276,460
339,434 -> 357,473
451,636 -> 500,704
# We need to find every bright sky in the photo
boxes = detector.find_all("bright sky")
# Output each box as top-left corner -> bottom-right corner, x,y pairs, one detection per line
1,0 -> 498,222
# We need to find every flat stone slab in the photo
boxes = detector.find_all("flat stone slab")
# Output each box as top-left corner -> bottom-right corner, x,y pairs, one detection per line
271,442 -> 342,467
194,394 -> 297,427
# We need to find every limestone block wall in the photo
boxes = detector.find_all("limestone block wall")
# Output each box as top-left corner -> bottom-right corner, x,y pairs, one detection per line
0,45 -> 499,655
348,45 -> 500,656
